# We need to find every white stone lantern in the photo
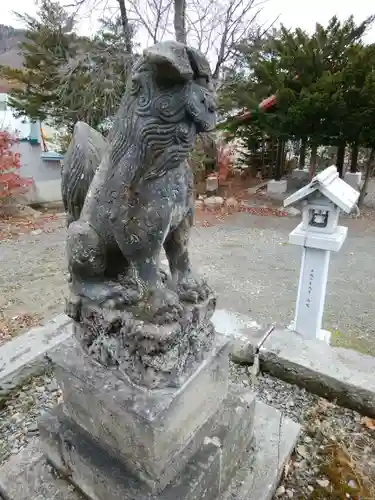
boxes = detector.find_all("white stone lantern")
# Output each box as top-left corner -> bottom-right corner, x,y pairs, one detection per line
284,165 -> 359,344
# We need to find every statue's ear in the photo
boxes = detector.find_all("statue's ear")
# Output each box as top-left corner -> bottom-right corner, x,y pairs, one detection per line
185,47 -> 211,80
143,41 -> 194,82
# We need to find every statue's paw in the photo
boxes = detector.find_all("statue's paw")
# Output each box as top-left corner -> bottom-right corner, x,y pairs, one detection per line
145,287 -> 183,324
118,276 -> 145,302
100,283 -> 142,309
65,292 -> 82,321
177,275 -> 212,303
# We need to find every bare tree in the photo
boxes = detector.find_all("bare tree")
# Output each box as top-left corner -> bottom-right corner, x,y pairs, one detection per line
64,0 -> 272,81
174,0 -> 186,43
185,0 -> 273,80
64,0 -> 133,55
117,0 -> 133,54
126,0 -> 173,45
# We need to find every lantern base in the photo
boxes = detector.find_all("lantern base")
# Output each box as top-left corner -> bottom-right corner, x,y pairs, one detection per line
288,222 -> 347,252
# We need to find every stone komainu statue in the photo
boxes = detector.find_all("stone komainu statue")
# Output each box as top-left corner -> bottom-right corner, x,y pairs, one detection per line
62,41 -> 217,326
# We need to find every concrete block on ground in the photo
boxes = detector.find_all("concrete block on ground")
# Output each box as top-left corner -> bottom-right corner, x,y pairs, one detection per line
47,333 -> 231,489
291,168 -> 309,179
212,309 -> 273,364
344,171 -> 362,190
260,328 -> 375,418
203,196 -> 224,210
222,400 -> 301,500
267,179 -> 287,194
216,309 -> 375,418
0,314 -> 72,396
284,206 -> 301,217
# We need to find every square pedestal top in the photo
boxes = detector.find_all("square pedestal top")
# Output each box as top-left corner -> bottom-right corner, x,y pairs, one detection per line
48,333 -> 231,488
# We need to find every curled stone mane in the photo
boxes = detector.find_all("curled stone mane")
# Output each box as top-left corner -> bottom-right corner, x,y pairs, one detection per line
105,56 -> 196,186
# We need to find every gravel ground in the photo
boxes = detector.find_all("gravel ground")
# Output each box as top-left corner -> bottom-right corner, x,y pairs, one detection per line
1,211 -> 375,353
0,372 -> 62,463
1,366 -> 374,499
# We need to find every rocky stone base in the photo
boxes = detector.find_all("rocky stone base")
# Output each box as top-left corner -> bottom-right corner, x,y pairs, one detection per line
0,399 -> 300,500
69,294 -> 217,389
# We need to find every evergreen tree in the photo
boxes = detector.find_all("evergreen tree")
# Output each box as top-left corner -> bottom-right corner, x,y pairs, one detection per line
0,0 -> 77,123
219,15 -> 375,177
0,1 -> 134,132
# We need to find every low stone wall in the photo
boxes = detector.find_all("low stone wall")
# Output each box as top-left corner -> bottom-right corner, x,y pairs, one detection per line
26,179 -> 62,204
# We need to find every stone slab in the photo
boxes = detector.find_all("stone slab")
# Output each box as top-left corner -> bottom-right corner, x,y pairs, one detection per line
260,328 -> 375,418
0,438 -> 84,500
222,400 -> 301,500
48,333 -> 230,487
0,314 -> 72,396
212,309 -> 273,364
0,399 -> 299,500
38,387 -> 256,500
267,179 -> 287,194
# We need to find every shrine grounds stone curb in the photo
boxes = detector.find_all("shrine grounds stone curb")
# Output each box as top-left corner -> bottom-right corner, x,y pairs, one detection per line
0,314 -> 72,399
259,328 -> 375,419
212,310 -> 375,419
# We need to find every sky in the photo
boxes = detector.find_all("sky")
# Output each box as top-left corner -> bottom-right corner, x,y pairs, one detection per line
3,0 -> 375,44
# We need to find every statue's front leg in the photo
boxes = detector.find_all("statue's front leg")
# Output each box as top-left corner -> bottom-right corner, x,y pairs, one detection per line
66,220 -> 140,319
111,208 -> 183,324
164,215 -> 212,303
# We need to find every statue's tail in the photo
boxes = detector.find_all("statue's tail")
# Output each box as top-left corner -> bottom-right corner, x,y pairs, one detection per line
61,121 -> 107,225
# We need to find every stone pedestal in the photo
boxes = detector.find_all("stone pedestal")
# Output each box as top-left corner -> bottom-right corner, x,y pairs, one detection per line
0,316 -> 301,500
287,168 -> 309,192
288,222 -> 348,344
293,246 -> 331,342
0,304 -> 301,500
37,326 -> 259,500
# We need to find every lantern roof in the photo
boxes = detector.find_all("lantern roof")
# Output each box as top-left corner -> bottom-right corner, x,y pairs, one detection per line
284,166 -> 359,213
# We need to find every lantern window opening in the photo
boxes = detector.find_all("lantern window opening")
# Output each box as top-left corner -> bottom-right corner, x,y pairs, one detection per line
308,208 -> 329,228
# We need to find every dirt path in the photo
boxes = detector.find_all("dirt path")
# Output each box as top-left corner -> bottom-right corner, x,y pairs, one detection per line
1,212 -> 375,355
0,218 -> 67,341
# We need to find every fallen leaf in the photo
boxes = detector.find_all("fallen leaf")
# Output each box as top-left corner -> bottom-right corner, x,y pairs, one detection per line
316,478 -> 330,488
361,417 -> 375,430
296,444 -> 309,459
283,459 -> 293,478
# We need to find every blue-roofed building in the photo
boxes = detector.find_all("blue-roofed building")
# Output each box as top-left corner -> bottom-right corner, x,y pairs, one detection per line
0,92 -> 64,204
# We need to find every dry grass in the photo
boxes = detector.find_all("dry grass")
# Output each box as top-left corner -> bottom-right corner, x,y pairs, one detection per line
0,201 -> 65,241
306,400 -> 375,500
